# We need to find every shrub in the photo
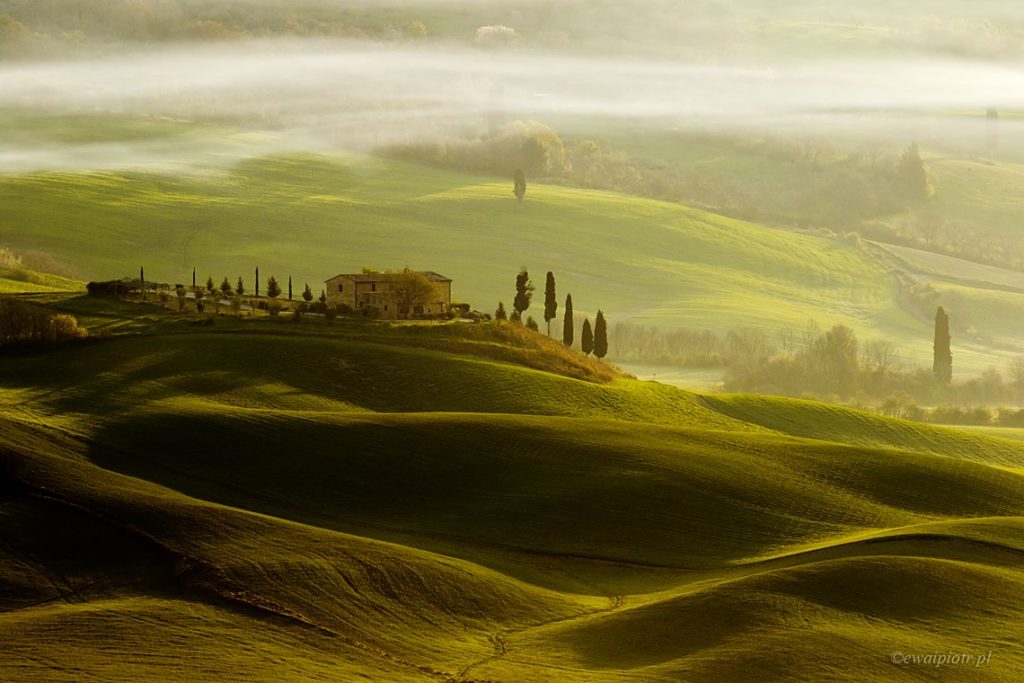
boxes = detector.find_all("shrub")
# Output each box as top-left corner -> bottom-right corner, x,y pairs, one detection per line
87,280 -> 130,297
0,298 -> 87,346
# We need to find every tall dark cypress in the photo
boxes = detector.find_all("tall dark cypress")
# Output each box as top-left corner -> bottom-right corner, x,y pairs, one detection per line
543,272 -> 557,335
594,310 -> 608,359
192,267 -> 196,290
562,294 -> 574,347
140,266 -> 145,297
581,318 -> 594,356
933,306 -> 952,384
288,276 -> 293,300
255,267 -> 260,297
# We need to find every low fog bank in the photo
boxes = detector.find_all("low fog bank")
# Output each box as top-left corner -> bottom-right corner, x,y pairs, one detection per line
2,40 -> 1024,171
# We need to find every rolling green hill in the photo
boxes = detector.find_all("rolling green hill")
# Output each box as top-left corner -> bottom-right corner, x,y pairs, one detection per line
1,145 -> 998,371
7,107 -> 1024,374
1,300 -> 1023,680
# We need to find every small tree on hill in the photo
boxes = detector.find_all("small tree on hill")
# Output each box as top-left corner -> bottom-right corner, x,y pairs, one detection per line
525,316 -> 539,331
562,293 -> 574,347
206,276 -> 215,294
934,306 -> 952,384
594,310 -> 608,359
510,310 -> 522,324
495,301 -> 508,321
513,268 -> 534,318
581,318 -> 594,356
267,276 -> 281,299
302,283 -> 313,302
543,271 -> 557,335
220,277 -> 232,296
514,168 -> 526,203
235,277 -> 245,296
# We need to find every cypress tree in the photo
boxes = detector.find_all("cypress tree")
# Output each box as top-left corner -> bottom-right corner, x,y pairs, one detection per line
562,294 -> 574,347
192,267 -> 196,290
594,310 -> 608,359
525,316 -> 539,332
220,277 -> 232,295
543,271 -> 557,335
140,266 -> 145,298
495,301 -> 507,321
513,268 -> 534,317
255,267 -> 260,297
206,275 -> 215,294
319,289 -> 327,304
302,283 -> 313,302
933,306 -> 952,384
236,277 -> 245,296
288,276 -> 293,300
581,318 -> 594,356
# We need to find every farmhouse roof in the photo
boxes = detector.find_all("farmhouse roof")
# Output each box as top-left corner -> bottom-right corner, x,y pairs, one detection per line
325,271 -> 452,283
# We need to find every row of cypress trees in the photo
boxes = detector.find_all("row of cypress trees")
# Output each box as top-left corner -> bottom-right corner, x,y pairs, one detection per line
495,268 -> 608,359
142,266 -> 321,304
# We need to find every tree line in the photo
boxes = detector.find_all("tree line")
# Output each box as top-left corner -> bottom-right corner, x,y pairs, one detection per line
494,268 -> 608,359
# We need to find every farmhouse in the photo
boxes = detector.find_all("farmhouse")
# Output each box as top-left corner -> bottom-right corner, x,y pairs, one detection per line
325,270 -> 452,319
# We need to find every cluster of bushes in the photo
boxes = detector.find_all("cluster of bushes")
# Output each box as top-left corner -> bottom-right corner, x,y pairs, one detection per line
0,297 -> 87,347
613,319 -> 1024,412
386,120 -> 569,179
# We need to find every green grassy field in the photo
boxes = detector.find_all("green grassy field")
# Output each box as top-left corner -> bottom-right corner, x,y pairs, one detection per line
1,296 -> 1022,680
10,106 -> 1024,377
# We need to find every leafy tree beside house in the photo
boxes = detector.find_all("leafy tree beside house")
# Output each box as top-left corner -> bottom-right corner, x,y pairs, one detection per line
386,268 -> 438,318
302,284 -> 314,302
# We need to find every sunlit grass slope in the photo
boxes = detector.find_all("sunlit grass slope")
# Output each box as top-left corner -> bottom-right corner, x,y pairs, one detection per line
2,295 -> 1023,680
0,267 -> 84,294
